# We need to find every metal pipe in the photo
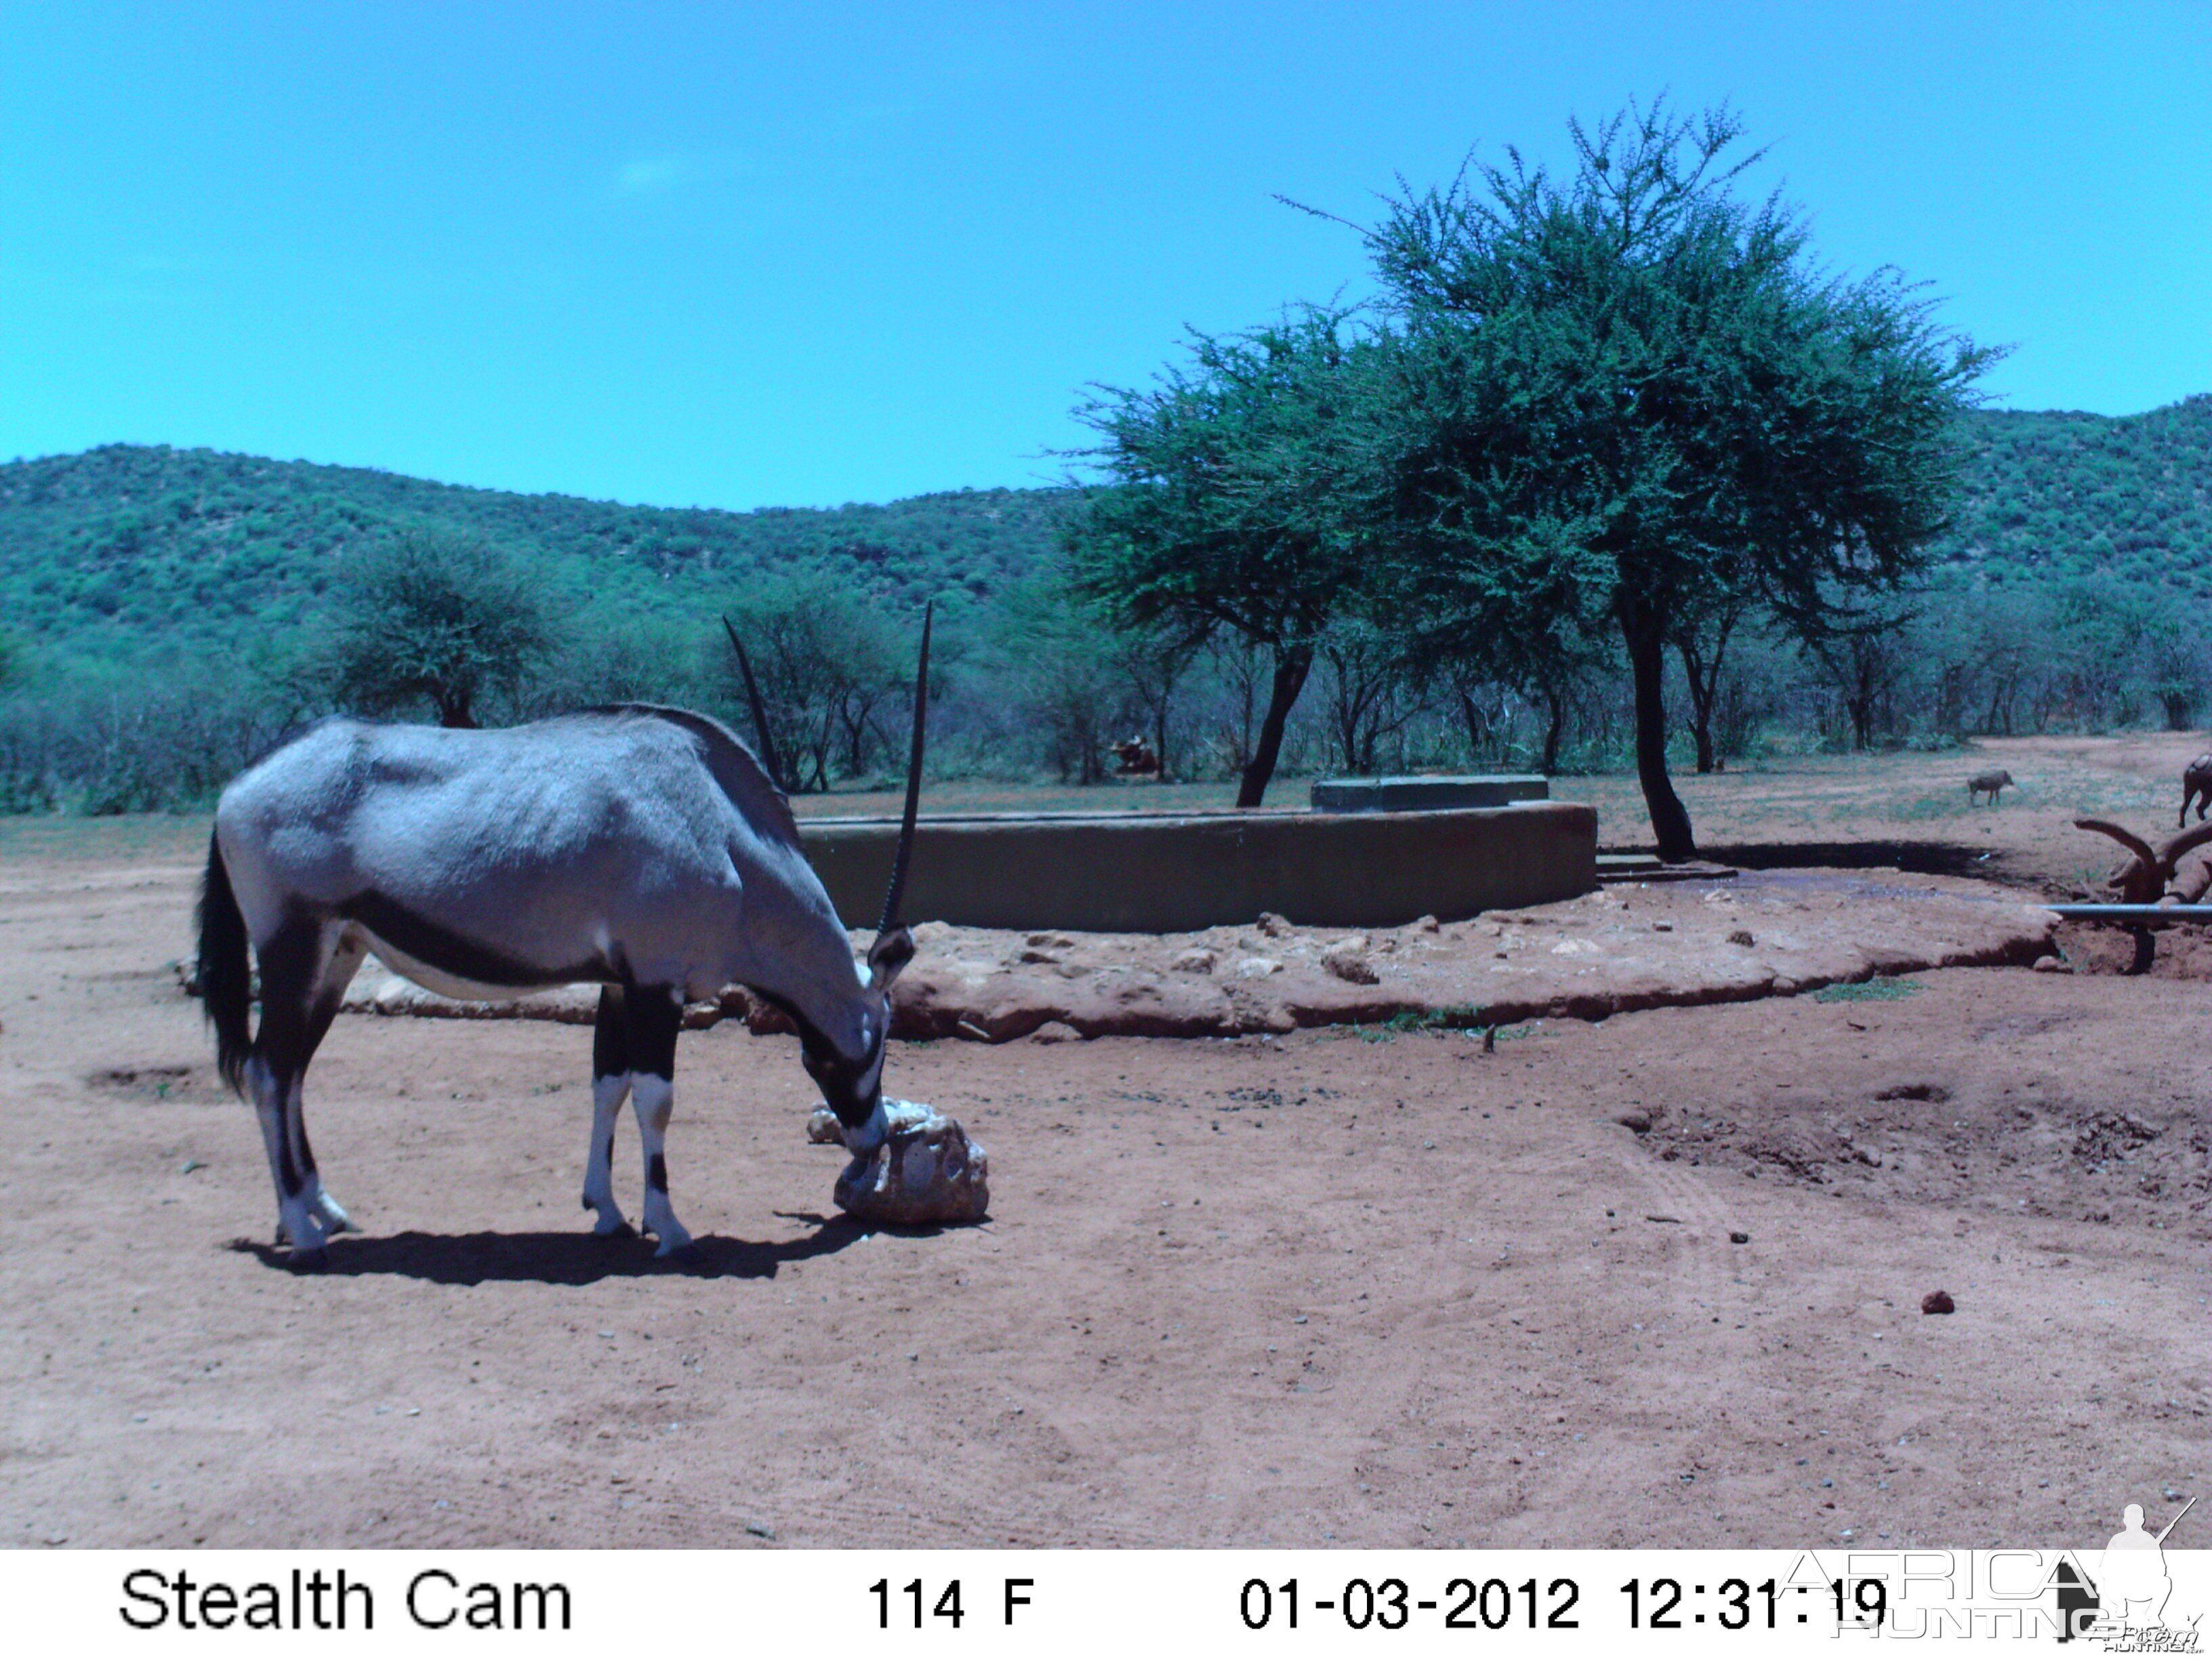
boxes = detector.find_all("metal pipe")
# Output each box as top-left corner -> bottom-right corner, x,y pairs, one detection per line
2045,904 -> 2212,920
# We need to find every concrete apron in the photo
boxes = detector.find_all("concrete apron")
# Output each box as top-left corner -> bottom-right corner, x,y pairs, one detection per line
798,801 -> 1598,933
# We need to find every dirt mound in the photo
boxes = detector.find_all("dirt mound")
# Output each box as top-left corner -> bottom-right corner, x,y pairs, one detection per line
2053,918 -> 2212,981
1640,1031 -> 2211,1232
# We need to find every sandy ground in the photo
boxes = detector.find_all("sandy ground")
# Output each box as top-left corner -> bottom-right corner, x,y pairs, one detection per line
2,739 -> 2208,1550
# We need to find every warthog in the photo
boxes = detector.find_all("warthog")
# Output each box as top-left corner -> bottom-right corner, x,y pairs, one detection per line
1967,767 -> 2015,806
2179,754 -> 2212,828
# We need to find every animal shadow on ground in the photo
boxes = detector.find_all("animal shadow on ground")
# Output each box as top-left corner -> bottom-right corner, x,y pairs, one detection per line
226,1219 -> 869,1285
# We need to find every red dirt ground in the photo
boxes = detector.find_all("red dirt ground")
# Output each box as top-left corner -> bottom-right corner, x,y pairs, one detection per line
2,739 -> 2207,1550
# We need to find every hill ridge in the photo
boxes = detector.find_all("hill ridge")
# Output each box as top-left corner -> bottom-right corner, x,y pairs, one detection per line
3,397 -> 2207,674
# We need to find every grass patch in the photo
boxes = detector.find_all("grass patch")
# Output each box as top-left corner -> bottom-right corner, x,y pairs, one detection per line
1345,1008 -> 1541,1042
1383,1003 -> 1490,1033
1812,975 -> 1923,1004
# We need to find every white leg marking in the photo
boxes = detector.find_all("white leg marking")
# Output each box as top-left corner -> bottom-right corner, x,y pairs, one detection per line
309,1183 -> 354,1235
249,1057 -> 325,1257
583,1073 -> 632,1236
631,1074 -> 691,1256
284,1073 -> 354,1234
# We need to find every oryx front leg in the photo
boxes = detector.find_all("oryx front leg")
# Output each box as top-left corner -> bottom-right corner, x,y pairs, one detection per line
623,987 -> 691,1258
631,1075 -> 691,1256
583,985 -> 635,1238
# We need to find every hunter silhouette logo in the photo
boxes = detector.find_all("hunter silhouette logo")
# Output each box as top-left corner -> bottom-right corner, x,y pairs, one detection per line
2068,1494 -> 2199,1649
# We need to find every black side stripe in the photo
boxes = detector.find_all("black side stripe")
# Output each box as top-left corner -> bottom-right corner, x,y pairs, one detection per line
338,890 -> 606,990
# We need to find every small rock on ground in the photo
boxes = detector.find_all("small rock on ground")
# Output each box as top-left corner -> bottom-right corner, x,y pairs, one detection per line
810,1100 -> 990,1226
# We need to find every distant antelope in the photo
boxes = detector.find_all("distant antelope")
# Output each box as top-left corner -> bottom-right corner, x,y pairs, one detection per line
198,612 -> 934,1266
1967,767 -> 2014,806
2180,754 -> 2212,828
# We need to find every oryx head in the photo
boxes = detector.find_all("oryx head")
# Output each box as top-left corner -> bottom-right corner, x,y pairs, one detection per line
729,602 -> 933,1154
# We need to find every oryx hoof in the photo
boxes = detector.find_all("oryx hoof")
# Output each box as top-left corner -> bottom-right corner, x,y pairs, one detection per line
314,1202 -> 356,1235
592,1218 -> 638,1241
286,1246 -> 329,1273
654,1240 -> 702,1267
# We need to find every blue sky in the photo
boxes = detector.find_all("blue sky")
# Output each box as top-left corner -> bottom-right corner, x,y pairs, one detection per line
3,2 -> 2207,510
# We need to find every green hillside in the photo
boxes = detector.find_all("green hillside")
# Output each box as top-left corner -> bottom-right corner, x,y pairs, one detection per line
2,396 -> 2207,679
0,444 -> 1071,678
1940,394 -> 2212,594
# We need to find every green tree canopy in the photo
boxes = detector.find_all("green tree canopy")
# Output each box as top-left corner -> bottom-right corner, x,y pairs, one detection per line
1358,99 -> 1994,856
329,531 -> 552,728
718,569 -> 917,792
1064,306 -> 1387,806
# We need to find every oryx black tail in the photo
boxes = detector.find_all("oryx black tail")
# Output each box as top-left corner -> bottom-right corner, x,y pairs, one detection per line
197,829 -> 253,1095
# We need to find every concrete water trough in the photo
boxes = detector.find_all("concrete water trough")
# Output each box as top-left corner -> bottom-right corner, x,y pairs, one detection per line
798,794 -> 1597,934
1309,774 -> 1549,812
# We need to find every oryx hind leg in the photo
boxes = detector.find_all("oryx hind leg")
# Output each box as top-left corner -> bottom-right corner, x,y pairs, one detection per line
583,986 -> 636,1238
623,987 -> 691,1258
293,930 -> 369,1236
249,918 -> 361,1265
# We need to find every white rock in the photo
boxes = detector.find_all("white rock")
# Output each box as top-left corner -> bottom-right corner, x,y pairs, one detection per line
808,1100 -> 989,1226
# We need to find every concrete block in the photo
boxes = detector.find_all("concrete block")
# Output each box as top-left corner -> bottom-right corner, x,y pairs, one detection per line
1310,775 -> 1549,812
798,800 -> 1596,933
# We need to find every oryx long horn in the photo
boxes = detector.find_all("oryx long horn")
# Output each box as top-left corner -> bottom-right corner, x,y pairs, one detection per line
722,615 -> 789,793
877,602 -> 933,939
2074,818 -> 2158,870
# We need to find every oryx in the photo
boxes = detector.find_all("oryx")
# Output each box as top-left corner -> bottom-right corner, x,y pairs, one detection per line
196,611 -> 933,1266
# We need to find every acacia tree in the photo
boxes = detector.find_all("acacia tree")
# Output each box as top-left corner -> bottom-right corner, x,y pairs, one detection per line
1357,100 -> 1993,857
1065,306 -> 1384,806
1673,593 -> 1753,773
330,531 -> 551,728
1104,621 -> 1200,780
720,570 -> 911,792
1800,594 -> 1916,750
1317,619 -> 1422,775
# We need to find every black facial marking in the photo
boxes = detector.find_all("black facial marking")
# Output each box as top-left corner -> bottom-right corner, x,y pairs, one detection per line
747,985 -> 884,1129
340,890 -> 605,989
647,1153 -> 668,1192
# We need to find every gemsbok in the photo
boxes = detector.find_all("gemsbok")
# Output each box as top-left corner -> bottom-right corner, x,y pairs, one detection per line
197,609 -> 933,1266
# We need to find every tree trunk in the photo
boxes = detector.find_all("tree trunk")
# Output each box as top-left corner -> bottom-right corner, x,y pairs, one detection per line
1848,669 -> 1876,750
1458,689 -> 1490,761
1678,641 -> 1717,773
1622,614 -> 1696,861
435,689 -> 477,729
1540,682 -> 1565,775
1237,645 -> 1313,808
1675,607 -> 1739,775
